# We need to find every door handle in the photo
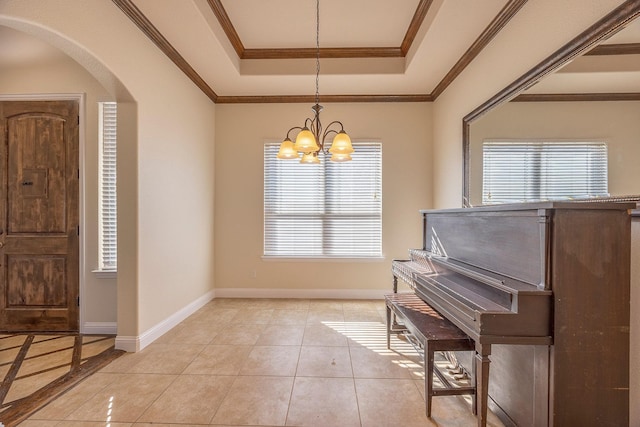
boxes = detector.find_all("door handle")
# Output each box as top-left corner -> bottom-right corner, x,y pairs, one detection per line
0,242 -> 4,248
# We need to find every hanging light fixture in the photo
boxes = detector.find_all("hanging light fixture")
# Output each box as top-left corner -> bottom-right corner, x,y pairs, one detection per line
277,0 -> 354,163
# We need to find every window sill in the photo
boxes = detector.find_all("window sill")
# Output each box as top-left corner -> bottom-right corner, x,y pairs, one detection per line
92,269 -> 117,279
262,256 -> 385,262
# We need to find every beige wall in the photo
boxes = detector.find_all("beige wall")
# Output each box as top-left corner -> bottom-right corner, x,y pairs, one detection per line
0,56 -> 117,327
214,102 -> 432,296
468,101 -> 640,206
432,0 -> 626,208
1,0 -> 217,346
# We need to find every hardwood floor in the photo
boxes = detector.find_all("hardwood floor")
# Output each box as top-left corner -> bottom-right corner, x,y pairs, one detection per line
0,334 -> 123,426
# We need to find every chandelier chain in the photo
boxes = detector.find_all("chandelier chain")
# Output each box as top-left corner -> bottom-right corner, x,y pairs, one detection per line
276,0 -> 352,163
315,0 -> 320,105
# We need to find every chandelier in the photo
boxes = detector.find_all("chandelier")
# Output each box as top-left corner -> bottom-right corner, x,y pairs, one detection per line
276,0 -> 354,164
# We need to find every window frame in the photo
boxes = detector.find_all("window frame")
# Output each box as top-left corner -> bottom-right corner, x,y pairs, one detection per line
263,140 -> 383,260
482,139 -> 609,204
97,101 -> 117,273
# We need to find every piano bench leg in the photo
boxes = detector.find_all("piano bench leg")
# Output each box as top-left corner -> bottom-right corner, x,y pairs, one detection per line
386,304 -> 391,349
425,342 -> 434,417
385,297 -> 408,349
391,276 -> 399,327
472,353 -> 478,415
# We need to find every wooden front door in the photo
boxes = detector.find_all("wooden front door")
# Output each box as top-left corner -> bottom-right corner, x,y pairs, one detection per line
0,100 -> 79,331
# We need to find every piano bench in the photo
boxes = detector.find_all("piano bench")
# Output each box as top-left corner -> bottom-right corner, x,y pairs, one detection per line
384,292 -> 476,418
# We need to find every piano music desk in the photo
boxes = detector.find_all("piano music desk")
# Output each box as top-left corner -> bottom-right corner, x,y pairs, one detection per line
385,292 -> 478,420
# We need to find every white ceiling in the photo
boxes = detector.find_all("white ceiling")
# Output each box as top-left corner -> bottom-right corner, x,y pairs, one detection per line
1,0 -> 638,98
222,0 -> 419,49
130,0 -> 511,97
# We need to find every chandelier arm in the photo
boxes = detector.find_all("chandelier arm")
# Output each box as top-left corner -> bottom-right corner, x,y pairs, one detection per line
321,121 -> 344,144
321,129 -> 339,144
285,126 -> 304,140
324,120 -> 345,132
304,117 -> 314,129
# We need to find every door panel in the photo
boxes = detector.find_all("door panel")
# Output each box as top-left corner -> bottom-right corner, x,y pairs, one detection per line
0,100 -> 79,331
8,115 -> 67,233
7,256 -> 67,306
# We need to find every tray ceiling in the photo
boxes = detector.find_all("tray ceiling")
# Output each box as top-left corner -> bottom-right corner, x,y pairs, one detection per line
1,0 -> 638,102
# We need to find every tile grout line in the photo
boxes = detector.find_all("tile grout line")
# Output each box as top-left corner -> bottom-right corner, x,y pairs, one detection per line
344,304 -> 365,427
127,335 -> 212,425
283,315 -> 307,427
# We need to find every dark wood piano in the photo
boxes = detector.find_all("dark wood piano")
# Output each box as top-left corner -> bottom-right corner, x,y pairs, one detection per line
394,202 -> 632,427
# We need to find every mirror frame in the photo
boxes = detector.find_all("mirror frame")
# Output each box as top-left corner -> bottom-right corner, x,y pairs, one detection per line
462,0 -> 640,206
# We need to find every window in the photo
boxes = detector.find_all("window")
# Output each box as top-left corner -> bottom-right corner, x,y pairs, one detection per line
98,102 -> 117,270
482,141 -> 608,204
264,142 -> 382,258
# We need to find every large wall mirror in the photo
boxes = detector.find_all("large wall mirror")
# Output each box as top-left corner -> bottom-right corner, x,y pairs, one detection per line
463,2 -> 640,206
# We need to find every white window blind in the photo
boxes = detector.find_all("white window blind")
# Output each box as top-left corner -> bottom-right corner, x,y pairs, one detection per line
98,102 -> 117,270
264,142 -> 382,258
482,141 -> 608,204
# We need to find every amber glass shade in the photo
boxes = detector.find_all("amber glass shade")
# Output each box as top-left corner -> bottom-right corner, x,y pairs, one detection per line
328,131 -> 354,155
277,138 -> 299,159
300,152 -> 320,164
294,127 -> 319,153
330,153 -> 352,162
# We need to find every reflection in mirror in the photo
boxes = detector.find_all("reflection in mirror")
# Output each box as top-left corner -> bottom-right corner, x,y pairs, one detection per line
469,100 -> 640,205
463,2 -> 640,206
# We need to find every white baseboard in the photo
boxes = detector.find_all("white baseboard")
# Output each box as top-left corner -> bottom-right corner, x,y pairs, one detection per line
82,322 -> 117,335
114,289 -> 215,352
114,288 -> 385,352
213,288 -> 387,300
114,335 -> 139,353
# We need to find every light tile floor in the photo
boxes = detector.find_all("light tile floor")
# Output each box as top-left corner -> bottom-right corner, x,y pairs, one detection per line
20,298 -> 505,426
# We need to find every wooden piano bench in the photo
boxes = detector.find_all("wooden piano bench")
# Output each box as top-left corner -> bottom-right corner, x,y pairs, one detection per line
384,292 -> 476,418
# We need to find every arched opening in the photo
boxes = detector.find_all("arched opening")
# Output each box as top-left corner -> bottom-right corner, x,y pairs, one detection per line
0,17 -> 138,339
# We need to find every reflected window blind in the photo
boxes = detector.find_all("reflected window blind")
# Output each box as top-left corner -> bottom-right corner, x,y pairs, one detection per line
482,141 -> 608,204
99,102 -> 117,270
264,142 -> 382,257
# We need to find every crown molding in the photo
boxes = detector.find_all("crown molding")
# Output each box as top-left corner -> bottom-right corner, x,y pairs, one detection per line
242,47 -> 404,60
431,0 -> 528,100
401,0 -> 434,55
111,0 -> 218,102
512,92 -> 640,102
120,0 -> 640,106
206,0 -> 244,57
216,94 -> 433,104
586,42 -> 640,55
208,0 -> 434,60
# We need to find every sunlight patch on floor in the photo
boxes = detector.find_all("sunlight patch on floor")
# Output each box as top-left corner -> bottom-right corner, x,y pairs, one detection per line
323,320 -> 421,361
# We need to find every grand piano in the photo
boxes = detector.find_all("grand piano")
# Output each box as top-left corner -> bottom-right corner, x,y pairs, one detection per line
393,202 -> 632,427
